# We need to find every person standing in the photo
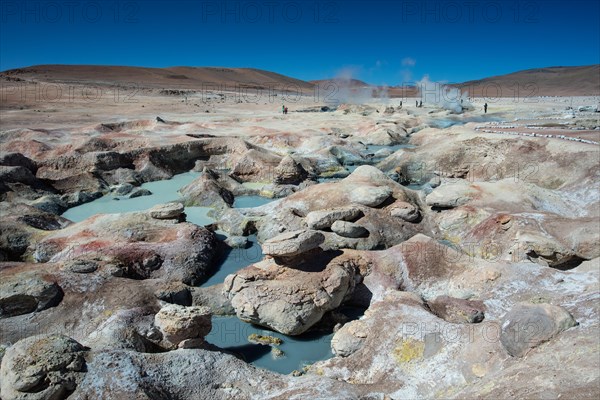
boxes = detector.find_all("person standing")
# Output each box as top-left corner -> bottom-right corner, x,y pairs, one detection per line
282,104 -> 285,114
484,103 -> 488,113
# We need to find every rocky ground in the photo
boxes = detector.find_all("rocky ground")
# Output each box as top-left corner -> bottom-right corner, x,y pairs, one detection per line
1,88 -> 599,399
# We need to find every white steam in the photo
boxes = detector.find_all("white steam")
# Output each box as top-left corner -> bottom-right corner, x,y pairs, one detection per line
323,67 -> 389,105
417,76 -> 472,113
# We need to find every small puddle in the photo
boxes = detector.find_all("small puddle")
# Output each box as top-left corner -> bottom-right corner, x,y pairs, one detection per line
207,316 -> 333,374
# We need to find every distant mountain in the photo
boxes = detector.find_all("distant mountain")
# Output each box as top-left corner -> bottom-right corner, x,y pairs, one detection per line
315,65 -> 600,97
455,65 -> 600,97
0,64 -> 315,92
2,64 -> 598,97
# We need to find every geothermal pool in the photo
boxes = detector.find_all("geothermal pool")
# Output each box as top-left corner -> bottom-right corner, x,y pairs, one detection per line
207,316 -> 333,374
321,143 -> 417,179
62,171 -> 202,222
425,114 -> 502,129
61,171 -> 334,374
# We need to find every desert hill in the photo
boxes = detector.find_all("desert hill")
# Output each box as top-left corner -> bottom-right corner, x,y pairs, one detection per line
0,64 -> 314,92
1,64 -> 598,97
456,65 -> 600,97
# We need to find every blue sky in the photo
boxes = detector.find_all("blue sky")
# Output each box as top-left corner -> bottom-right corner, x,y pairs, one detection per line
1,0 -> 599,84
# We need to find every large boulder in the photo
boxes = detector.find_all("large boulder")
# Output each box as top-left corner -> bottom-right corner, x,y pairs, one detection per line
0,334 -> 87,400
331,319 -> 368,357
425,181 -> 476,208
154,304 -> 212,348
349,186 -> 392,207
500,302 -> 577,357
389,200 -> 420,222
230,149 -> 281,182
262,229 -> 324,258
223,252 -> 361,335
331,221 -> 369,238
180,168 -> 234,208
274,155 -> 308,185
148,202 -> 184,219
305,206 -> 363,230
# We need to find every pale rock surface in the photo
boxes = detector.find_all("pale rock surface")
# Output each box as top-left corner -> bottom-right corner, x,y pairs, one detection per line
154,304 -> 212,347
261,229 -> 324,258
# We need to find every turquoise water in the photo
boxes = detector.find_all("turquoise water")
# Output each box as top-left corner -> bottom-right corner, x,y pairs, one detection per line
202,234 -> 263,286
206,305 -> 366,373
207,316 -> 333,374
201,231 -> 335,373
233,195 -> 275,209
60,172 -> 335,374
404,182 -> 434,194
184,206 -> 214,226
427,114 -> 502,129
62,172 -> 201,222
365,143 -> 416,154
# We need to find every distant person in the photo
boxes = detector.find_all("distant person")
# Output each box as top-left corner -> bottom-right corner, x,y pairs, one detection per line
284,106 -> 288,115
416,100 -> 418,107
419,101 -> 422,108
484,103 -> 488,113
399,101 -> 402,109
282,105 -> 285,114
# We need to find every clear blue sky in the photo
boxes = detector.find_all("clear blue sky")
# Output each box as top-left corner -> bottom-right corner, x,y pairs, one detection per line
1,0 -> 598,84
